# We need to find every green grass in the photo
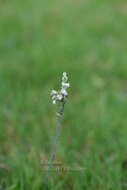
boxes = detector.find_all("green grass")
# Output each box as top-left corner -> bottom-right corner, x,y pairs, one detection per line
0,0 -> 127,189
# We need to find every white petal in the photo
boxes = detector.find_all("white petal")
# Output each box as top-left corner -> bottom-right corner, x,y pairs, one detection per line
62,82 -> 70,88
53,100 -> 56,104
52,95 -> 56,100
51,90 -> 57,96
57,94 -> 63,100
61,88 -> 67,96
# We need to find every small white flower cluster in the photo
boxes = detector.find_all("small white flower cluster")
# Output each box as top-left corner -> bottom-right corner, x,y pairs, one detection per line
51,72 -> 70,104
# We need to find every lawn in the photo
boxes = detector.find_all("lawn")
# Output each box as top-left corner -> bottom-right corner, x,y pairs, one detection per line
0,0 -> 127,189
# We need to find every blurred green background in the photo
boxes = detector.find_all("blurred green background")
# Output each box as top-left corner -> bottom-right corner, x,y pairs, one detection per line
0,0 -> 127,189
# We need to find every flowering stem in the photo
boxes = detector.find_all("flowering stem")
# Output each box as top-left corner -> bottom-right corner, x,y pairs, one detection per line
44,100 -> 65,186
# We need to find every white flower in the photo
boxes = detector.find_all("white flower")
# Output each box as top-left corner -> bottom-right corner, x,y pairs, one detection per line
62,82 -> 70,88
57,94 -> 63,101
52,95 -> 56,100
51,90 -> 57,96
61,88 -> 67,96
51,72 -> 69,104
53,100 -> 56,104
62,72 -> 68,83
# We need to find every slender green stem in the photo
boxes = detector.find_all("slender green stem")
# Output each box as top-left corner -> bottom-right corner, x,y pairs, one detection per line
44,100 -> 65,186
